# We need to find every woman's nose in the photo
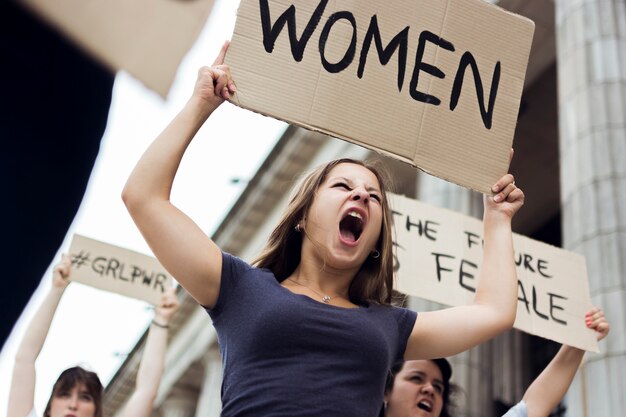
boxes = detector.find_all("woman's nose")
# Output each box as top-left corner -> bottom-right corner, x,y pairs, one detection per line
351,188 -> 369,202
420,383 -> 435,394
68,395 -> 79,409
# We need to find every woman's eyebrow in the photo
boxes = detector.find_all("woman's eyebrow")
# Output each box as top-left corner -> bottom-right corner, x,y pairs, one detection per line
332,176 -> 381,193
407,371 -> 443,386
331,176 -> 353,184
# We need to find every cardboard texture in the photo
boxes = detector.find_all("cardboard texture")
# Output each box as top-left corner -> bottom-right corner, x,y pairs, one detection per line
390,193 -> 598,352
19,0 -> 215,97
226,0 -> 535,193
68,234 -> 173,305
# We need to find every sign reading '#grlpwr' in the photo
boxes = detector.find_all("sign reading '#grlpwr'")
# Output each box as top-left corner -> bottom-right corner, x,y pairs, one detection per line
226,0 -> 535,194
69,234 -> 173,305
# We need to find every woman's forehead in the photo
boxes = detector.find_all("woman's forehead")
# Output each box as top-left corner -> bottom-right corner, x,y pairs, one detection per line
402,360 -> 443,380
67,382 -> 89,392
326,163 -> 380,188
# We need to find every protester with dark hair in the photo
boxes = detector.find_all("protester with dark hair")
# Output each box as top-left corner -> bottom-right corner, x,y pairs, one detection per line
383,308 -> 610,417
384,358 -> 458,417
123,41 -> 525,417
7,256 -> 179,417
42,367 -> 104,417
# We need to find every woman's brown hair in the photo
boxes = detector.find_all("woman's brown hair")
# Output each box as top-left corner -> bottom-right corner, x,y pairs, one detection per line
44,366 -> 103,417
252,158 -> 395,305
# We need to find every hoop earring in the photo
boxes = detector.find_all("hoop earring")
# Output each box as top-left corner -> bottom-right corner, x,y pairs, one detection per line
371,249 -> 380,259
295,224 -> 302,233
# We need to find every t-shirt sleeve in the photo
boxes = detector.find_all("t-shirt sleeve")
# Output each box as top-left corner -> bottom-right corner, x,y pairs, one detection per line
501,400 -> 527,417
205,251 -> 252,319
391,306 -> 418,362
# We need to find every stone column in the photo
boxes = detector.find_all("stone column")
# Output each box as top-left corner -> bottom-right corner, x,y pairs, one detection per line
554,1 -> 626,415
194,347 -> 223,417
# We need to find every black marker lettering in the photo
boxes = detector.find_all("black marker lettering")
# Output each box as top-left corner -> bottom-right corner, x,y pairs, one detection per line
358,15 -> 409,91
92,257 -> 106,275
549,293 -> 567,325
391,210 -> 402,225
319,11 -> 357,73
404,217 -> 439,241
143,271 -> 154,286
118,263 -> 131,282
450,52 -> 500,129
532,285 -> 549,321
517,280 -> 530,314
392,241 -> 404,272
154,274 -> 168,292
131,266 -> 143,283
464,231 -> 482,249
259,0 -> 328,61
537,259 -> 552,278
459,259 -> 477,292
409,30 -> 454,104
106,258 -> 120,279
432,252 -> 455,282
523,254 -> 536,273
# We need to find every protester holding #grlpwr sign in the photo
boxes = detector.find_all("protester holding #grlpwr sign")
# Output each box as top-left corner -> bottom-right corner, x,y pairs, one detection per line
7,255 -> 180,417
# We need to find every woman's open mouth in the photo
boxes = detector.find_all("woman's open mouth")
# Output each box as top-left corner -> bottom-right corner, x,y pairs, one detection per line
417,399 -> 433,412
339,210 -> 364,244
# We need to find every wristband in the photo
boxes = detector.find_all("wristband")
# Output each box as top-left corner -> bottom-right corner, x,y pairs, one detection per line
151,319 -> 169,329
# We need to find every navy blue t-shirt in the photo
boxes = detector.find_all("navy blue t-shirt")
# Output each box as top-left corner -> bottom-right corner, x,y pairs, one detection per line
206,252 -> 417,417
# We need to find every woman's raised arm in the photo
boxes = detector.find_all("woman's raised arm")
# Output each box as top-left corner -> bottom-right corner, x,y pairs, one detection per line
119,288 -> 180,417
122,42 -> 236,308
520,307 -> 609,417
8,256 -> 71,417
405,161 -> 525,359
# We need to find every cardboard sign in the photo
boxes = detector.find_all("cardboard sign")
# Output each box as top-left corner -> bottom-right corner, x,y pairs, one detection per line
390,194 -> 598,352
68,234 -> 173,305
225,0 -> 535,193
20,0 -> 215,97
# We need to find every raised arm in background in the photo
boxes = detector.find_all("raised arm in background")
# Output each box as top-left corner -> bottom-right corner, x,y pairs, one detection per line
520,307 -> 610,417
122,42 -> 236,309
8,256 -> 71,417
406,154 -> 525,360
119,287 -> 180,417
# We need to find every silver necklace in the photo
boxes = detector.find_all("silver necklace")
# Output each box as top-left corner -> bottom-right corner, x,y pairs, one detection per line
286,278 -> 341,303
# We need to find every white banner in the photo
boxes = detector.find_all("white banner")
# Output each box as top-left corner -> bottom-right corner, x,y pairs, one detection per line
391,194 -> 597,352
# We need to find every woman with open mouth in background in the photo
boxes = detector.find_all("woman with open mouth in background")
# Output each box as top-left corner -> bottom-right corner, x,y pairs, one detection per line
383,307 -> 610,417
